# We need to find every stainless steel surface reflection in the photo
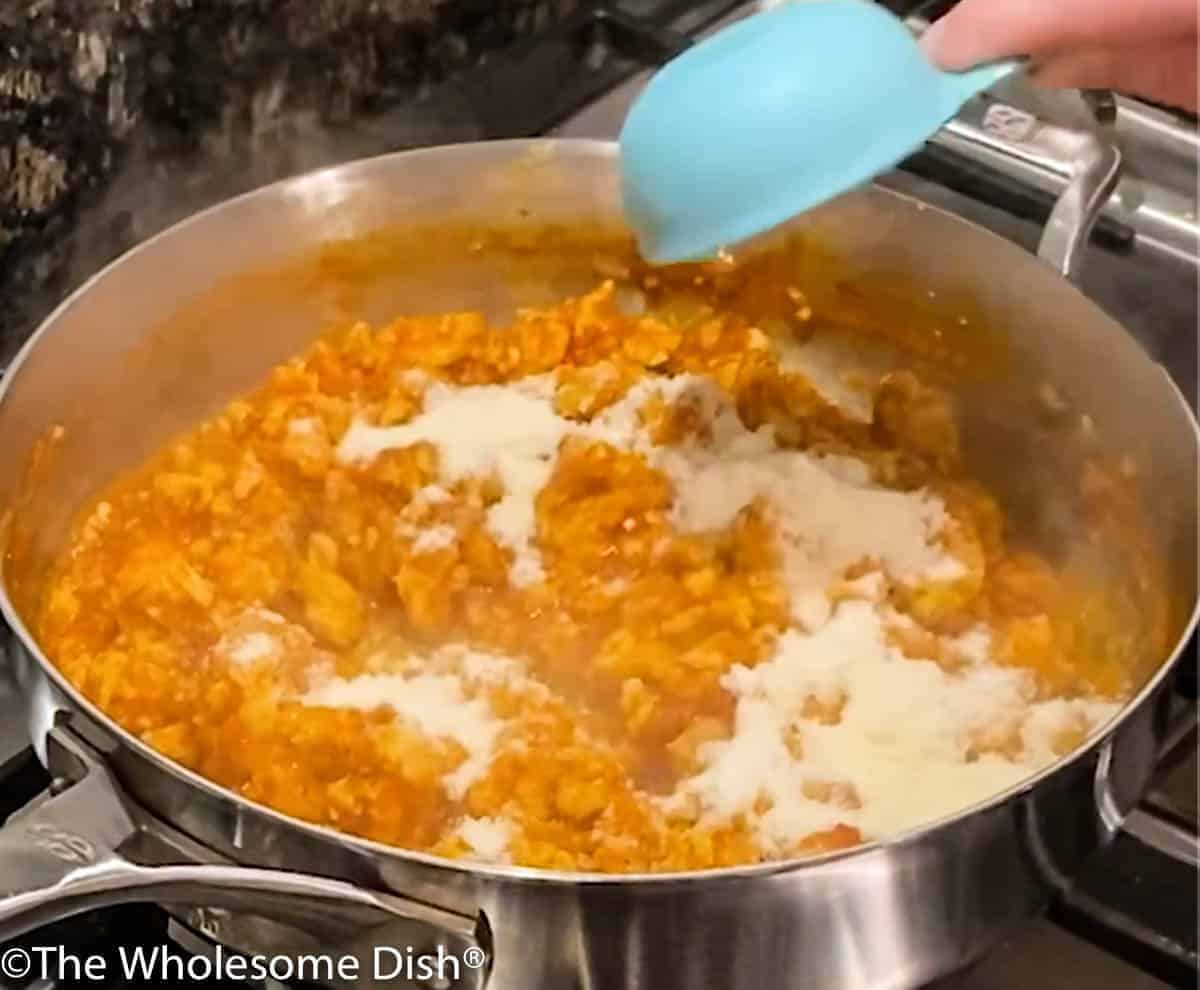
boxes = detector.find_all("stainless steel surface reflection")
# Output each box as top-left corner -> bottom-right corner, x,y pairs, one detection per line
0,138 -> 1194,990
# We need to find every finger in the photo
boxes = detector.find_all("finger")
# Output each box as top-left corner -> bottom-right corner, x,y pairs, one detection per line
919,0 -> 1197,71
1029,41 -> 1199,113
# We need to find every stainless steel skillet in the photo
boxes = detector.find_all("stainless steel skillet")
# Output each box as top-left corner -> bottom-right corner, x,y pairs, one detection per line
0,126 -> 1194,990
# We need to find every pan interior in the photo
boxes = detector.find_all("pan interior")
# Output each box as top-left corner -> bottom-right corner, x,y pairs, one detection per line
0,142 -> 1192,874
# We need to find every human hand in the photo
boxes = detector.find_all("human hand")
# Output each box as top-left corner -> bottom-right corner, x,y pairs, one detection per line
919,0 -> 1198,113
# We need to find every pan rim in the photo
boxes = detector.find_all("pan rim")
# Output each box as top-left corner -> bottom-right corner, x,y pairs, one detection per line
1,136 -> 1196,889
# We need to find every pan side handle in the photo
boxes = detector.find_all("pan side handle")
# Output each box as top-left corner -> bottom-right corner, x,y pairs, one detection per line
905,10 -> 1125,282
0,725 -> 493,987
1093,694 -> 1200,870
933,106 -> 1122,282
1029,125 -> 1122,282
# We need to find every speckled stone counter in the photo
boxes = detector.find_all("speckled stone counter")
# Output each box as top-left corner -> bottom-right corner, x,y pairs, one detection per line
0,0 -> 577,358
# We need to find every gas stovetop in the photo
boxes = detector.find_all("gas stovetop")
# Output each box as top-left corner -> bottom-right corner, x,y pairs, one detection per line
0,1 -> 1197,988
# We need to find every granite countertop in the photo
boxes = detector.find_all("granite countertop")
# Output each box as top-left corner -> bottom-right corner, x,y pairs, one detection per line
0,0 -> 577,359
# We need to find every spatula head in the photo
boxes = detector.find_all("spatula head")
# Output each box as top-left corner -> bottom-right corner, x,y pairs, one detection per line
618,0 -> 991,263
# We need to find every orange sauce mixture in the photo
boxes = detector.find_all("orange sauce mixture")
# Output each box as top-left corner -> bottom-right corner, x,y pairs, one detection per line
36,246 -> 1153,873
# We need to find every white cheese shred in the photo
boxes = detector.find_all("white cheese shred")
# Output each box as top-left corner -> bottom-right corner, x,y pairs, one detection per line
455,816 -> 514,863
330,369 -> 1117,853
668,600 -> 1121,849
302,670 -> 505,800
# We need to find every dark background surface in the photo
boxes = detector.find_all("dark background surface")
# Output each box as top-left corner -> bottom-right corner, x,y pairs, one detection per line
0,0 -> 580,360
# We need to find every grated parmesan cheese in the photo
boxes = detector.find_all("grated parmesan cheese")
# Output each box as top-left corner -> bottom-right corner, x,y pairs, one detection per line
302,671 -> 506,800
399,368 -> 431,391
592,374 -> 960,606
772,335 -> 876,422
338,376 -> 565,586
337,369 -> 961,611
669,600 -> 1122,848
214,607 -> 293,665
226,632 -> 278,665
329,367 -> 1101,852
249,607 -> 288,625
412,484 -> 450,505
302,644 -> 550,800
455,816 -> 514,863
411,524 -> 457,555
287,417 -> 318,436
508,553 -> 547,588
454,647 -> 524,684
791,589 -> 832,633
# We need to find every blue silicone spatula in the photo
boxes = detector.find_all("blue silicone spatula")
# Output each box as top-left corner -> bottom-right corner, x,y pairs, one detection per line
618,0 -> 1021,263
